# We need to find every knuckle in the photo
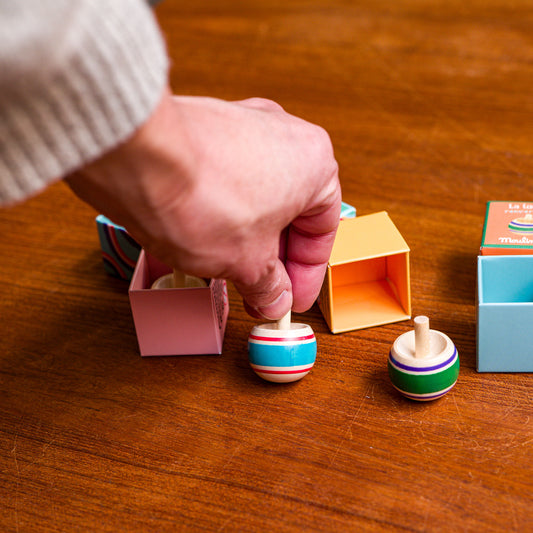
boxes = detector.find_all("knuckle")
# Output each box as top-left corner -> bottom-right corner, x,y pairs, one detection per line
244,97 -> 284,112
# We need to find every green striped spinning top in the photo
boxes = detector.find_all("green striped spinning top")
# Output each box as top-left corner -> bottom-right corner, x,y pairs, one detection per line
388,316 -> 459,401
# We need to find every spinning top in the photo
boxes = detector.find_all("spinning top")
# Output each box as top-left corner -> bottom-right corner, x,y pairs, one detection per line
388,316 -> 459,401
151,269 -> 208,289
508,213 -> 533,234
248,310 -> 317,383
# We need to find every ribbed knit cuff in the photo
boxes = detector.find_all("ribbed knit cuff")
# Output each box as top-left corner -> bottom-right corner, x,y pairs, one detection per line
0,0 -> 168,205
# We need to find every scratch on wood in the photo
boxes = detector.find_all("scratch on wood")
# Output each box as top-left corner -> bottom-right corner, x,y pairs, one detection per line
11,434 -> 21,533
327,386 -> 370,467
11,434 -> 20,476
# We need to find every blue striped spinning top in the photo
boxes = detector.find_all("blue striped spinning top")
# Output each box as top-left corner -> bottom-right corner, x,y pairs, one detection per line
248,311 -> 316,383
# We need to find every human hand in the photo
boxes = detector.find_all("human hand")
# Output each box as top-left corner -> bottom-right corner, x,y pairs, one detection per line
66,89 -> 341,319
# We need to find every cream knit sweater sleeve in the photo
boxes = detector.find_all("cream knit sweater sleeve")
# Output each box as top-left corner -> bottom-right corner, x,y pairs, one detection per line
0,0 -> 168,205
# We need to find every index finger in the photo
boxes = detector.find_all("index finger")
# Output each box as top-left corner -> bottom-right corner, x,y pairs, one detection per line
285,190 -> 342,313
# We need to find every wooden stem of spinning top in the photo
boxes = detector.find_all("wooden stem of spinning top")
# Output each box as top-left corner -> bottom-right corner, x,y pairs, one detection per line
248,309 -> 317,383
388,316 -> 459,401
414,315 -> 430,358
151,269 -> 208,289
173,269 -> 186,288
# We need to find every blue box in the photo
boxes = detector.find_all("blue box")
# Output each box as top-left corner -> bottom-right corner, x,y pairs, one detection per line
477,255 -> 533,372
96,215 -> 141,280
340,201 -> 356,219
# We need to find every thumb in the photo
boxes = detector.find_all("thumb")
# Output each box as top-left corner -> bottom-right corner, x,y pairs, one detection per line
235,258 -> 293,321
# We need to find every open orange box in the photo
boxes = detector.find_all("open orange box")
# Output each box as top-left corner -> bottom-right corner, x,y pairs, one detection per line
318,211 -> 411,333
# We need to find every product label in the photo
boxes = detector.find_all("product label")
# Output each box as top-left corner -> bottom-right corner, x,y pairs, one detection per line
481,201 -> 533,254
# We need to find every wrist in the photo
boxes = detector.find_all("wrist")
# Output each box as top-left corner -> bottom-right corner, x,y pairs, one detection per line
66,88 -> 195,251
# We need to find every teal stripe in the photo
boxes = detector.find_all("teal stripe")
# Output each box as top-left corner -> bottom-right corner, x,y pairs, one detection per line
248,340 -> 316,367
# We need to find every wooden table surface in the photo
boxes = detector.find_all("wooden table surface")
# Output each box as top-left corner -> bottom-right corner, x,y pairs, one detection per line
1,1 -> 532,531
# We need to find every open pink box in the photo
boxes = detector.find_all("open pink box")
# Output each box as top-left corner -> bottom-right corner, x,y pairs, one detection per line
128,250 -> 229,356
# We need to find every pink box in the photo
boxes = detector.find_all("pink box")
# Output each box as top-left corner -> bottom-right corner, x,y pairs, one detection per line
129,250 -> 229,356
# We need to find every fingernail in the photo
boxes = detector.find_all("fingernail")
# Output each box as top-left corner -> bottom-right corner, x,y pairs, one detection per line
256,290 -> 292,320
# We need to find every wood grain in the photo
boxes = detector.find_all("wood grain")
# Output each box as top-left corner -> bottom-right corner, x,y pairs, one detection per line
1,1 -> 532,531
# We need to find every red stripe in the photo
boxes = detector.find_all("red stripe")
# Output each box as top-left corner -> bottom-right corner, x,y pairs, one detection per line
102,251 -> 127,278
249,334 -> 315,342
109,227 -> 137,268
253,366 -> 313,375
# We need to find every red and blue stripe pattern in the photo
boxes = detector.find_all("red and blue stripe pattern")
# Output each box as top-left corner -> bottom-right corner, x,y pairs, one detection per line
96,215 -> 141,280
248,325 -> 317,383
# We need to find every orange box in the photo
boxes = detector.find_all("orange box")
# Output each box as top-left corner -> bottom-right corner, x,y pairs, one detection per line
318,212 -> 411,333
480,201 -> 533,255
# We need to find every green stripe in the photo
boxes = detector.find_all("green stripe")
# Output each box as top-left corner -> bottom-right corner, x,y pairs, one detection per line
388,356 -> 460,395
480,202 -> 491,246
482,244 -> 533,249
